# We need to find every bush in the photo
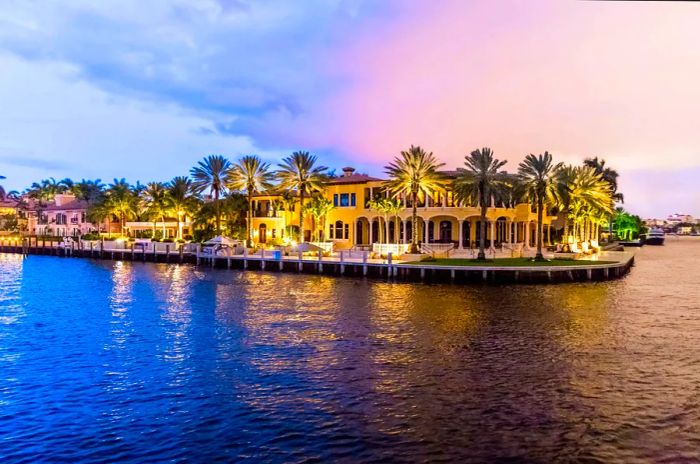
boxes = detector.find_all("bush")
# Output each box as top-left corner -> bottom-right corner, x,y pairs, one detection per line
183,234 -> 193,241
420,256 -> 436,262
162,238 -> 174,243
81,232 -> 101,241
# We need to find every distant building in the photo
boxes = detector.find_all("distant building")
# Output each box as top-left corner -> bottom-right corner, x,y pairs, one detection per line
20,193 -> 108,237
667,213 -> 695,225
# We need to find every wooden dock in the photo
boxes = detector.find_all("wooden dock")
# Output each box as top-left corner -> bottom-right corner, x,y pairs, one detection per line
0,238 -> 635,284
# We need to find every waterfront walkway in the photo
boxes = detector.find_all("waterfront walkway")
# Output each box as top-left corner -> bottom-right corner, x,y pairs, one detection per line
0,238 -> 636,284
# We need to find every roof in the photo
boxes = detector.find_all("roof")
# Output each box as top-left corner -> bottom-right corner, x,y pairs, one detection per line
325,173 -> 383,185
21,198 -> 90,211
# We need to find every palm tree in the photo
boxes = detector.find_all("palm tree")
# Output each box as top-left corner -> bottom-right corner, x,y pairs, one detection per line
303,196 -> 334,241
384,146 -> 445,254
383,197 -> 404,244
553,165 -> 577,241
453,147 -> 508,260
104,178 -> 139,236
367,196 -> 388,243
518,152 -> 562,260
190,155 -> 232,235
276,151 -> 327,243
141,182 -> 169,239
70,179 -> 105,203
167,176 -> 198,240
0,175 -> 6,200
228,155 -> 275,247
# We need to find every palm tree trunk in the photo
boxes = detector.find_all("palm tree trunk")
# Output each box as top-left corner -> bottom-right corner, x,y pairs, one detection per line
176,213 -> 182,240
385,215 -> 390,244
478,188 -> 487,260
395,215 -> 400,245
214,188 -> 221,235
247,192 -> 253,247
161,215 -> 166,239
299,190 -> 305,243
535,196 -> 544,260
563,202 -> 570,242
410,191 -> 418,254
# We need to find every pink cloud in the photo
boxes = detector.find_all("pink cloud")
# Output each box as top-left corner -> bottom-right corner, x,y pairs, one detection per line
311,0 -> 700,182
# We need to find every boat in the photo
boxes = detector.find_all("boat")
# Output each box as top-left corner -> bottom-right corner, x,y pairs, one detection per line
642,228 -> 665,246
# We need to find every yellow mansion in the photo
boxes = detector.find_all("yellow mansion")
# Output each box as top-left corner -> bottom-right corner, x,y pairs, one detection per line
251,167 -> 556,251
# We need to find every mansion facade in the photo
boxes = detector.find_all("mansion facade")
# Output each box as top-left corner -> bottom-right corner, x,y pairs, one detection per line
251,167 -> 557,250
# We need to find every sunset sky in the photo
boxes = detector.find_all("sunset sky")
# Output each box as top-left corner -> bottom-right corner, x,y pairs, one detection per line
1,0 -> 698,218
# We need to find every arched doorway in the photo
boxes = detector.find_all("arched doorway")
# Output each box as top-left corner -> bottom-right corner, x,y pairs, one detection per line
462,220 -> 472,248
439,220 -> 452,243
258,223 -> 267,244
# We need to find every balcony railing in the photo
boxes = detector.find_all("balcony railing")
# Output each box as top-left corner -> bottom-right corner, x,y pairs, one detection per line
252,211 -> 282,218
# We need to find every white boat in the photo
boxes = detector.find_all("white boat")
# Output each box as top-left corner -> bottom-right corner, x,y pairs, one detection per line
642,228 -> 665,246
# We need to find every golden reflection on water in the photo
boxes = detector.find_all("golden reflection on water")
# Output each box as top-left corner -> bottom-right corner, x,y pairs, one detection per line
0,254 -> 24,325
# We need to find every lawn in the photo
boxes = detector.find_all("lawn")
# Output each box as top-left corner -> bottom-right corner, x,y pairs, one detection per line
402,257 -> 617,267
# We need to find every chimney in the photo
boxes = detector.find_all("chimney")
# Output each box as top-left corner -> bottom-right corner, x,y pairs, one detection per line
342,166 -> 355,177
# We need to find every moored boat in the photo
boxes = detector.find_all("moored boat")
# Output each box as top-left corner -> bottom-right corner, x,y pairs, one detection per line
642,228 -> 665,246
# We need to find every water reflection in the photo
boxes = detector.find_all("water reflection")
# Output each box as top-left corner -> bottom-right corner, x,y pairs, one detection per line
2,243 -> 700,461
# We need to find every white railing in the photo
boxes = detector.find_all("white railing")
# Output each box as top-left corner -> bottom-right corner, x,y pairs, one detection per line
372,243 -> 410,256
420,242 -> 454,257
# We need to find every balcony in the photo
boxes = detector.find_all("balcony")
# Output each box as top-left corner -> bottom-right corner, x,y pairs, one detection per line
252,210 -> 282,218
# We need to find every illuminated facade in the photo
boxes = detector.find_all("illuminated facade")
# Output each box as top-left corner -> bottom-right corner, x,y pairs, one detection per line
251,167 -> 556,250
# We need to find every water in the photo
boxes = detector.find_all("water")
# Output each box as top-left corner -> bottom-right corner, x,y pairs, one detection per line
1,239 -> 699,463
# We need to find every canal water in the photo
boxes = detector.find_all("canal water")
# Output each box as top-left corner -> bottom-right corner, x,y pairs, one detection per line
1,239 -> 699,463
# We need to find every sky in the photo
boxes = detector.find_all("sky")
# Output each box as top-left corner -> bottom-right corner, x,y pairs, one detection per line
0,0 -> 699,218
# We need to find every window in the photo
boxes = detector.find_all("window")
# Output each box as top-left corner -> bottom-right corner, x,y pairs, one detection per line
339,193 -> 349,207
333,194 -> 338,207
350,193 -> 356,206
335,220 -> 344,239
329,223 -> 335,238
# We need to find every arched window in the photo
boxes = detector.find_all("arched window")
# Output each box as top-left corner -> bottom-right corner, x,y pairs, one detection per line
335,220 -> 344,239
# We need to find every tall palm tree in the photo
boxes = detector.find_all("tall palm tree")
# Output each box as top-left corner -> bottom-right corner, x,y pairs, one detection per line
383,197 -> 404,244
303,195 -> 334,241
276,151 -> 327,243
71,179 -> 105,203
518,152 -> 562,260
141,182 -> 169,239
190,155 -> 232,235
104,178 -> 139,236
228,155 -> 275,247
367,196 -> 388,243
384,146 -> 445,254
453,147 -> 508,260
167,176 -> 198,240
553,165 -> 577,241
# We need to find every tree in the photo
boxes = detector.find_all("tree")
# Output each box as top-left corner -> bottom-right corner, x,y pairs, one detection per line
70,179 -> 105,203
518,152 -> 562,260
276,151 -> 327,243
141,182 -> 169,239
367,196 -> 388,243
384,146 -> 445,254
453,147 -> 508,260
228,155 -> 275,247
303,195 -> 334,241
103,178 -> 139,236
384,197 -> 404,244
0,175 -> 5,200
167,176 -> 198,240
190,155 -> 232,236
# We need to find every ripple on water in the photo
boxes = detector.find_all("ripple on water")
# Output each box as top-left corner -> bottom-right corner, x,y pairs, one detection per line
0,242 -> 699,462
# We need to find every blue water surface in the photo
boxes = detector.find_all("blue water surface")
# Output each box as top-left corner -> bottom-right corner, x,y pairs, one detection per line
1,240 -> 700,462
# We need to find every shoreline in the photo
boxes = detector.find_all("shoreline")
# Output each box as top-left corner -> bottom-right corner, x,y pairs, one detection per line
0,241 -> 636,284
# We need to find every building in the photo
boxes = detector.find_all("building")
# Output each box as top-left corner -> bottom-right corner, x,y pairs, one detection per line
20,193 -> 98,237
250,167 -> 556,251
